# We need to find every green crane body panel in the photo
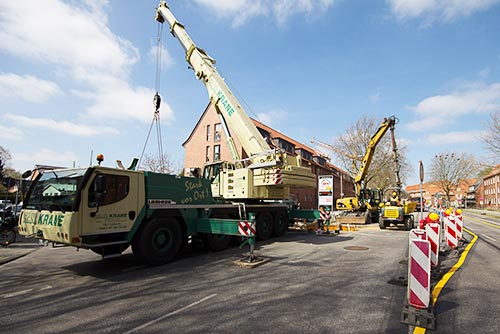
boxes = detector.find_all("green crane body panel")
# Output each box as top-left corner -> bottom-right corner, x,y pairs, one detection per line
144,171 -> 216,206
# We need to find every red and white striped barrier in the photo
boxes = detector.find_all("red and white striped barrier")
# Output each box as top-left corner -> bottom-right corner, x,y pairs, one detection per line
443,214 -> 457,249
238,221 -> 256,236
320,210 -> 331,221
455,213 -> 463,241
425,223 -> 440,267
408,238 -> 431,309
410,229 -> 427,241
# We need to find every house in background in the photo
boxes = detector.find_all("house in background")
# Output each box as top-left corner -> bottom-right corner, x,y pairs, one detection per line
182,102 -> 355,209
406,178 -> 477,209
483,164 -> 500,209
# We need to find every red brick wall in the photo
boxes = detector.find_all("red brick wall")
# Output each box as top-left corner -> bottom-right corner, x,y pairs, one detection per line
183,103 -> 355,209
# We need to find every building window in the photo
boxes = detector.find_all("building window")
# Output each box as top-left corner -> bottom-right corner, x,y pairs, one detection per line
214,123 -> 222,142
206,124 -> 211,141
214,145 -> 220,161
206,146 -> 211,162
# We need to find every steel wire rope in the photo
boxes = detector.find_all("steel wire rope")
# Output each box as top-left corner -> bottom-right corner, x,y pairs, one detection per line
139,22 -> 165,170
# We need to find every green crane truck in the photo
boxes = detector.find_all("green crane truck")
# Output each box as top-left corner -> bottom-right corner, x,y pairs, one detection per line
18,164 -> 292,265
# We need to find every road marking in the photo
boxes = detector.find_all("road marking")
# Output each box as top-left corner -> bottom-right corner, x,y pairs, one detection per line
123,293 -> 218,334
2,288 -> 33,298
482,233 -> 497,242
413,227 -> 478,334
465,215 -> 500,228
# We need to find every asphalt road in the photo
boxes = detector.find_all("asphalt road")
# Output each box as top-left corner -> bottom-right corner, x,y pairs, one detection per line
1,225 -> 411,334
428,211 -> 500,334
0,212 -> 498,334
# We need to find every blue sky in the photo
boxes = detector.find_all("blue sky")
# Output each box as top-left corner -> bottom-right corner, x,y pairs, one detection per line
1,0 -> 499,186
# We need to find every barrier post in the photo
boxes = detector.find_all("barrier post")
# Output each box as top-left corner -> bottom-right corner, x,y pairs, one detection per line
425,223 -> 440,267
402,236 -> 435,330
455,211 -> 463,241
443,213 -> 457,249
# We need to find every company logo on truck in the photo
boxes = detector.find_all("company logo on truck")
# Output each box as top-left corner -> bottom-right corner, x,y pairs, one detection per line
37,213 -> 64,227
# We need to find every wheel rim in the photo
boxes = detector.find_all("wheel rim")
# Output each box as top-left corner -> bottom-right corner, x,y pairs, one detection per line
153,227 -> 173,251
257,213 -> 273,239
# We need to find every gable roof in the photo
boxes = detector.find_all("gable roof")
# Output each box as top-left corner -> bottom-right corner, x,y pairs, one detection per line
183,102 -> 350,176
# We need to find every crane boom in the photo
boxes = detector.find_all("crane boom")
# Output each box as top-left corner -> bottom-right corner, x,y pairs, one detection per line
310,138 -> 362,162
155,2 -> 271,158
155,1 -> 315,200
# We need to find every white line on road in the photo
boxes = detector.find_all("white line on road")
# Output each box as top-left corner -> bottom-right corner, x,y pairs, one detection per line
2,288 -> 33,298
123,293 -> 218,334
482,233 -> 497,242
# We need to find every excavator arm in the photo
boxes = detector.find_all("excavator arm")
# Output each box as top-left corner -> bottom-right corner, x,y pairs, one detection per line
335,116 -> 398,211
353,116 -> 397,194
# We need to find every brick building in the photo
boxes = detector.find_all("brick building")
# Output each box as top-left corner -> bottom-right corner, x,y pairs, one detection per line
182,103 -> 355,209
406,178 -> 477,209
483,164 -> 500,209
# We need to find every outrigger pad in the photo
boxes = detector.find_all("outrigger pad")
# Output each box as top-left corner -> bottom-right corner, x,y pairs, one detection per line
233,255 -> 271,269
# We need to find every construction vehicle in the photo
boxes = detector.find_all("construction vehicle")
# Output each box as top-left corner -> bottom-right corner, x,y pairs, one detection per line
154,2 -> 315,234
378,124 -> 416,230
17,2 -> 317,265
318,116 -> 398,224
379,188 -> 416,230
155,1 -> 314,197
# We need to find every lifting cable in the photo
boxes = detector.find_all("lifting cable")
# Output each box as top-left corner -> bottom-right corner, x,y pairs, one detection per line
139,22 -> 165,171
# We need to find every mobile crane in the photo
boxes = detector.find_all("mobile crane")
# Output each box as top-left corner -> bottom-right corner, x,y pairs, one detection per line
155,1 -> 315,201
333,116 -> 398,224
17,2 -> 316,265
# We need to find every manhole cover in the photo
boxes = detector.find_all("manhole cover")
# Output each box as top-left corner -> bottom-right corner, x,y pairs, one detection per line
344,246 -> 369,251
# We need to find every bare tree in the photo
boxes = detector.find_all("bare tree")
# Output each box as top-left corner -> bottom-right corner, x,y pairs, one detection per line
140,153 -> 182,174
429,151 -> 476,203
481,110 -> 500,157
330,115 -> 412,190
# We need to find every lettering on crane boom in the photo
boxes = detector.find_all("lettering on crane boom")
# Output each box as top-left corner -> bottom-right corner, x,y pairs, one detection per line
207,77 -> 235,117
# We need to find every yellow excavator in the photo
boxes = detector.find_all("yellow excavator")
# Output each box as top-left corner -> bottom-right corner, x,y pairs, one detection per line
378,120 -> 416,230
333,116 -> 398,224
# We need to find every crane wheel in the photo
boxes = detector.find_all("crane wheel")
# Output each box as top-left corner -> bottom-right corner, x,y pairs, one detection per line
132,217 -> 182,265
256,212 -> 273,240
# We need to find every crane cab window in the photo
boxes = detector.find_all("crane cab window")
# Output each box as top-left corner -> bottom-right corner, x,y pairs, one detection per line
88,174 -> 129,207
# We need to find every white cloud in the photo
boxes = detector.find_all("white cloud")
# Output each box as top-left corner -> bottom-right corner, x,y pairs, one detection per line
423,130 -> 485,144
478,68 -> 490,78
5,114 -> 119,137
407,82 -> 500,131
257,109 -> 288,127
0,1 -> 137,77
79,83 -> 175,124
149,45 -> 175,70
0,73 -> 60,103
14,147 -> 78,168
0,124 -> 23,140
0,0 -> 175,128
192,0 -> 335,27
388,0 -> 500,22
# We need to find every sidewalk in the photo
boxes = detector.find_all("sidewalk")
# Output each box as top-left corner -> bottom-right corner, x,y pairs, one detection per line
0,236 -> 43,265
464,208 -> 500,218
